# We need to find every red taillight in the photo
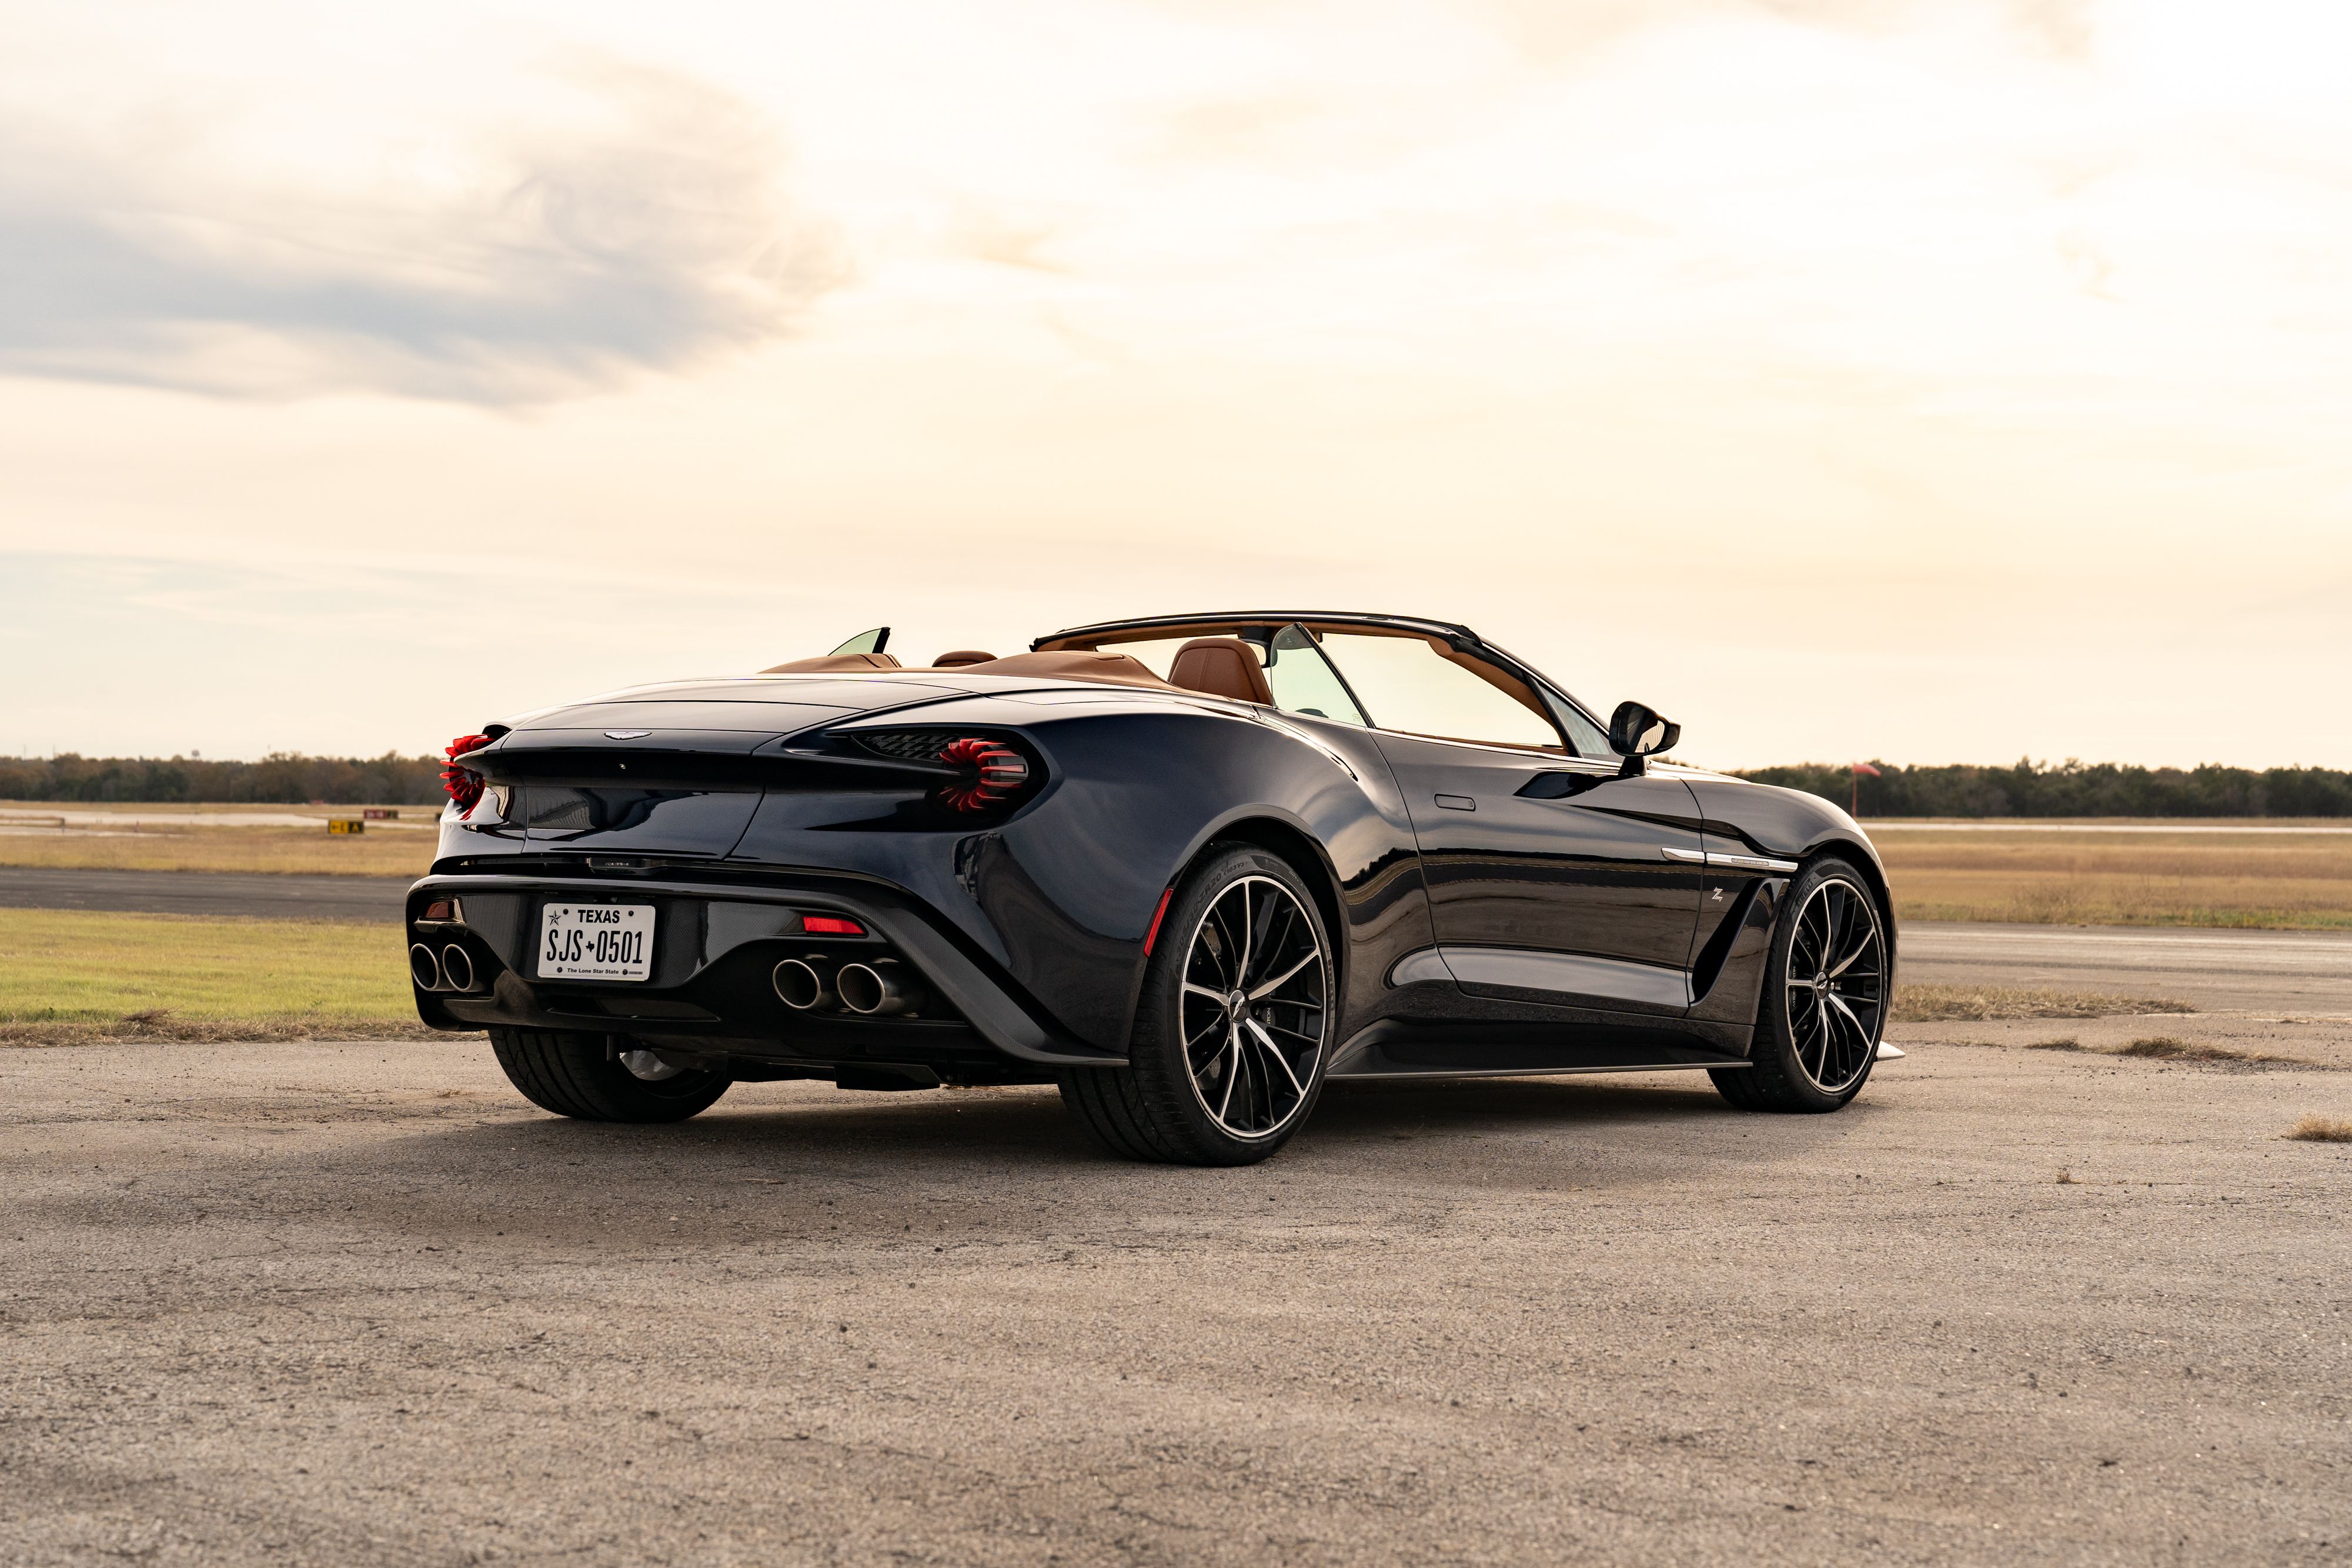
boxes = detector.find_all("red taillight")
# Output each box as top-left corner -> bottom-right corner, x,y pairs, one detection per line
442,733 -> 493,809
935,737 -> 1031,813
421,899 -> 454,922
801,915 -> 866,936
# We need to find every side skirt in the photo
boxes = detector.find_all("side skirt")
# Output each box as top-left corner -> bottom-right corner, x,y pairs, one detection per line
1327,1017 -> 1752,1080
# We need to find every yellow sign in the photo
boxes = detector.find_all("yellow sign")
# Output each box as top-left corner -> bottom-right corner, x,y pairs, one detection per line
327,818 -> 365,835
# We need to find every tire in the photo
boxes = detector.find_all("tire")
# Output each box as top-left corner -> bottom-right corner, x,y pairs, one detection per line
1712,857 -> 1887,1114
1059,845 -> 1335,1166
488,1028 -> 731,1123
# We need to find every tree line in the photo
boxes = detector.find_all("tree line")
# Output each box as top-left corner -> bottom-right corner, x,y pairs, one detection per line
0,754 -> 449,805
1733,759 -> 2352,818
4,751 -> 2348,817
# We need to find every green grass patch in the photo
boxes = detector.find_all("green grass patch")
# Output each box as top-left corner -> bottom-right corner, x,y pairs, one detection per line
0,908 -> 446,1042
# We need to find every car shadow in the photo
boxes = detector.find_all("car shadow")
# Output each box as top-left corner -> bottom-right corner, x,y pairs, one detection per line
45,1066 -> 1885,1256
228,1071 -> 1870,1241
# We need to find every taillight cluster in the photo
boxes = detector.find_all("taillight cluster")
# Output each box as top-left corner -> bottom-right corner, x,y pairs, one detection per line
934,737 -> 1031,813
851,730 -> 1041,816
442,733 -> 493,808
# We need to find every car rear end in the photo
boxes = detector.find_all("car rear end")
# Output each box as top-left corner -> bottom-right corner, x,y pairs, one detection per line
407,683 -> 1119,1090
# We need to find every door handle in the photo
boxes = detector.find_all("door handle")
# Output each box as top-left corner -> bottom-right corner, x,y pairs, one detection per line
1434,794 -> 1476,812
1661,845 -> 1802,872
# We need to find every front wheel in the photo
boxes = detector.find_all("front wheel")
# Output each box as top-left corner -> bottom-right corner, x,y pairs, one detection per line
1060,845 -> 1334,1166
1712,858 -> 1887,1114
489,1029 -> 732,1122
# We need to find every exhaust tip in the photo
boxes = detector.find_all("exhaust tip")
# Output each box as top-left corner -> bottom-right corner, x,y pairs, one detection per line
409,943 -> 443,991
773,957 -> 834,1011
441,944 -> 477,994
838,959 -> 925,1017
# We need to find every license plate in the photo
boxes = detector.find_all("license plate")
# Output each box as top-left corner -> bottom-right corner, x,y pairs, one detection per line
538,903 -> 656,981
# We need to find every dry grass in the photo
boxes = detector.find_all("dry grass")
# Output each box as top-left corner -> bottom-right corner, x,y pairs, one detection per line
1879,825 -> 2352,930
0,908 -> 445,1044
0,823 -> 435,877
2284,1114 -> 2352,1142
0,1015 -> 453,1046
1892,985 -> 2191,1022
2020,1035 -> 2313,1067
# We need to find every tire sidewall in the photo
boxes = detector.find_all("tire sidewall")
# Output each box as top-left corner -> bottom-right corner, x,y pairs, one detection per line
1757,858 -> 1885,1111
1131,846 -> 1335,1160
612,1055 -> 731,1114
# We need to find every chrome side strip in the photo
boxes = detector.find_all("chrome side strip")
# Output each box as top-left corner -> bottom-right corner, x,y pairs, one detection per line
1712,850 -> 1803,873
1660,846 -> 1803,874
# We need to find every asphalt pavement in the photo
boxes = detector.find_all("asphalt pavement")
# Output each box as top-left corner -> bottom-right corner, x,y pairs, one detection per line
4,1030 -> 2345,1564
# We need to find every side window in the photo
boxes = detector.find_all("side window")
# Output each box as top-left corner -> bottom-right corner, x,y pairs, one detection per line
1316,633 -> 1562,751
1263,626 -> 1368,726
1542,691 -> 1612,759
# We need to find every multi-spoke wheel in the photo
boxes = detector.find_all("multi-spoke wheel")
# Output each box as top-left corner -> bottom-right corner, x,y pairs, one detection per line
489,1029 -> 733,1122
1059,845 -> 1334,1165
1712,858 -> 1887,1113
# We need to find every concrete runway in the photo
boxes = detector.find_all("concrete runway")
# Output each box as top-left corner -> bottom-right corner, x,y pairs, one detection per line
0,865 -> 412,922
4,1031 -> 2346,1564
1899,920 -> 2352,1014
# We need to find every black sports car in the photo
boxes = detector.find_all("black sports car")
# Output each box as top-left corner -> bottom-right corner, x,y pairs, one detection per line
409,612 -> 1894,1164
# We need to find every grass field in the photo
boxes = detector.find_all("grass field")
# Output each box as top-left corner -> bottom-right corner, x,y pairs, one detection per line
0,800 -> 437,875
0,908 -> 2186,1045
0,909 -> 439,1042
1873,823 -> 2352,930
4,807 -> 2347,929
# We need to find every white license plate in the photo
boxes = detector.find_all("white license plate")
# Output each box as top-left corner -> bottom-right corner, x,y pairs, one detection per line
538,903 -> 656,981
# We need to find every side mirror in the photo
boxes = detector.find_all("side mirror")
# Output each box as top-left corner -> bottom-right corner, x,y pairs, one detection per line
1609,700 -> 1681,776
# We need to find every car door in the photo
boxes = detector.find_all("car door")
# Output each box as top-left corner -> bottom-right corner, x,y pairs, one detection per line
1306,630 -> 1706,1017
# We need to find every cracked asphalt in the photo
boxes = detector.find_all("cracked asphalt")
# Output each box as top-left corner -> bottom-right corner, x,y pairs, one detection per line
4,1023 -> 2348,1565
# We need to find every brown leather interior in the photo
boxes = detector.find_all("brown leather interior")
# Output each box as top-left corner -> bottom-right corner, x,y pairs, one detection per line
760,652 -> 904,674
953,650 -> 1175,690
1166,637 -> 1273,705
930,650 -> 997,668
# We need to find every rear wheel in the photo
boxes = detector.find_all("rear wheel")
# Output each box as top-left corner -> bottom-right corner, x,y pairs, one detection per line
489,1028 -> 731,1122
1059,846 -> 1333,1166
1712,858 -> 1886,1114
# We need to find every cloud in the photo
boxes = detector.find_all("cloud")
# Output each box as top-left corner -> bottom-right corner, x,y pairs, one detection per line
0,62 -> 844,404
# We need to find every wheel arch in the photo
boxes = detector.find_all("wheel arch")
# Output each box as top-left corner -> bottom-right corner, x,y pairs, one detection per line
1200,814 -> 1349,986
1798,835 -> 1899,977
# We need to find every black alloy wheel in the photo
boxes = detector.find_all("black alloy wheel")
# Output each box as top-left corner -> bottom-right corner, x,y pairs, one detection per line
1712,858 -> 1887,1113
1060,845 -> 1333,1165
489,1028 -> 732,1122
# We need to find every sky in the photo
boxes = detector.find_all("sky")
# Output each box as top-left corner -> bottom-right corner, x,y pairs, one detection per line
2,0 -> 2347,770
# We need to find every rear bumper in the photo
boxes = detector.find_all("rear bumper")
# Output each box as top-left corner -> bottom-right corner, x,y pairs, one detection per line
405,869 -> 1123,1069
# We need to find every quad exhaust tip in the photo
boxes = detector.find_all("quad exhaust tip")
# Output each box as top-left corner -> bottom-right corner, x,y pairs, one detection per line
773,957 -> 836,1011
837,959 -> 924,1017
413,942 -> 481,993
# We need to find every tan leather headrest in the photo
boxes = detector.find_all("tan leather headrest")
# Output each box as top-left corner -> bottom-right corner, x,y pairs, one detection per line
953,650 -> 1174,690
1167,638 -> 1272,705
760,652 -> 903,674
930,650 -> 997,668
